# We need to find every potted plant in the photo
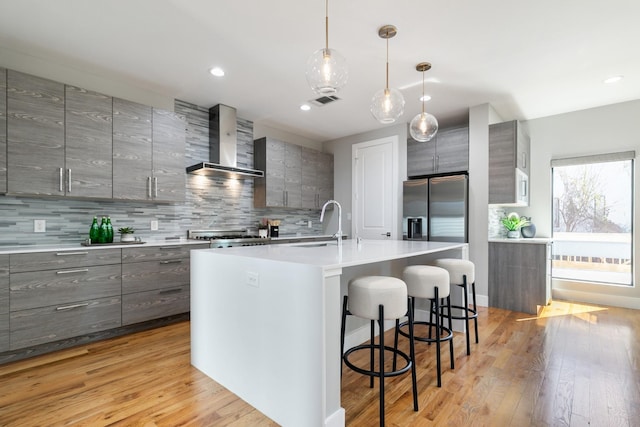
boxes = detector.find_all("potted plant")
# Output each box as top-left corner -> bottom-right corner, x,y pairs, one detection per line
118,227 -> 135,242
500,213 -> 529,238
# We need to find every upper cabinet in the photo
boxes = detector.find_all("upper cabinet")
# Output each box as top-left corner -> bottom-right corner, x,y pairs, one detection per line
113,102 -> 186,202
302,147 -> 334,209
489,120 -> 530,206
113,98 -> 153,200
407,125 -> 469,178
7,70 -> 65,196
151,109 -> 186,202
3,69 -> 186,202
65,85 -> 113,198
0,68 -> 6,194
254,137 -> 333,209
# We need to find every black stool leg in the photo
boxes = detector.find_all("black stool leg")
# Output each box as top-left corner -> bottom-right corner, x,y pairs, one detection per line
434,287 -> 442,387
472,279 -> 479,344
340,295 -> 348,377
447,295 -> 454,369
378,304 -> 385,427
462,278 -> 471,356
407,297 -> 418,411
370,319 -> 375,388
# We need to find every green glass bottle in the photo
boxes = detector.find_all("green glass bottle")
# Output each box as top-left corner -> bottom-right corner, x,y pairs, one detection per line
106,217 -> 114,243
98,217 -> 108,244
89,217 -> 100,244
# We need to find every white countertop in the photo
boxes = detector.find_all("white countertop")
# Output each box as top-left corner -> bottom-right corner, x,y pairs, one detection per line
198,239 -> 467,269
0,238 -> 208,255
489,237 -> 551,244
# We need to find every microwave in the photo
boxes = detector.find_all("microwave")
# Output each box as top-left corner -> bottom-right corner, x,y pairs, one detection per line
516,168 -> 529,206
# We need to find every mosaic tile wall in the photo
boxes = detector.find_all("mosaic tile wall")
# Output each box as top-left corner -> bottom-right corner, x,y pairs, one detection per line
0,100 -> 324,247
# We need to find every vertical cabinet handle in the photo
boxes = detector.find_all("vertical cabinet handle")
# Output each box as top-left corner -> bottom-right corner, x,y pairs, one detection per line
147,176 -> 152,199
283,191 -> 286,206
436,156 -> 440,171
67,169 -> 72,193
522,153 -> 527,169
153,177 -> 158,198
286,191 -> 288,206
59,168 -> 64,192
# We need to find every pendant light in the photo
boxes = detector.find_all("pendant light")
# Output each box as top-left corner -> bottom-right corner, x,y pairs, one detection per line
409,62 -> 438,142
306,0 -> 348,95
370,25 -> 405,124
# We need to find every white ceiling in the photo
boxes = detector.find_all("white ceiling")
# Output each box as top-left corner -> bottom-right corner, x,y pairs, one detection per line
1,0 -> 639,142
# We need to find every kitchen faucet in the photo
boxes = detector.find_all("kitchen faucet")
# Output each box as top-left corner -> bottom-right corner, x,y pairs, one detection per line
320,200 -> 342,248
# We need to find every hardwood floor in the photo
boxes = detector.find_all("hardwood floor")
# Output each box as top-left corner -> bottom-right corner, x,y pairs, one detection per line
0,301 -> 638,426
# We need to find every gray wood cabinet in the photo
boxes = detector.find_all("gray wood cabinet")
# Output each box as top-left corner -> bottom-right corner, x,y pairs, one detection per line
65,85 -> 113,198
407,126 -> 468,178
7,70 -> 65,196
8,248 -> 122,350
121,245 -> 197,325
489,120 -> 530,205
0,68 -> 6,194
488,242 -> 551,315
255,137 -> 333,209
10,296 -> 121,350
302,148 -> 334,209
0,255 -> 8,352
113,98 -> 153,200
152,109 -> 186,202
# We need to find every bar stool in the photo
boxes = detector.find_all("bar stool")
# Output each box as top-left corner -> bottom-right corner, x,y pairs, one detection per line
433,258 -> 478,355
340,276 -> 418,427
398,265 -> 454,387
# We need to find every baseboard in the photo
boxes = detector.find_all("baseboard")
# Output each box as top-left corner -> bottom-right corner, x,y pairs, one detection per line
552,288 -> 640,310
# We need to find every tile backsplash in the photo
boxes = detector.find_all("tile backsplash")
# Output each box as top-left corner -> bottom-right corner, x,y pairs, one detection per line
0,100 -> 324,246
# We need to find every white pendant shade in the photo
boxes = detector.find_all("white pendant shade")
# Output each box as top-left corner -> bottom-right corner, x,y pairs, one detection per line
306,47 -> 348,95
409,111 -> 438,142
410,61 -> 438,142
371,88 -> 405,124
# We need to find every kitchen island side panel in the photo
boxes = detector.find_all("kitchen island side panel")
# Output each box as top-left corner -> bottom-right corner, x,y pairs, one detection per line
190,251 -> 333,427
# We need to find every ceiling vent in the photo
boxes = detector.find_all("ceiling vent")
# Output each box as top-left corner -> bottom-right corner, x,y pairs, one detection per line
309,95 -> 341,107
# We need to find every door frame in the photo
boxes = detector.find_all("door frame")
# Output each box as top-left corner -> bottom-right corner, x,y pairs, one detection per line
351,135 -> 400,240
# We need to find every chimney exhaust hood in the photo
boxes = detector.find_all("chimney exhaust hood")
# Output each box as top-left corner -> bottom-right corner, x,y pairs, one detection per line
186,104 -> 264,178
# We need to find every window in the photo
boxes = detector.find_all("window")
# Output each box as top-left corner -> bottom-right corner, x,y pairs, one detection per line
551,151 -> 634,286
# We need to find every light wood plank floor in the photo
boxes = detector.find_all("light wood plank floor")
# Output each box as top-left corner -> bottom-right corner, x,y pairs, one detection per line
0,300 -> 638,426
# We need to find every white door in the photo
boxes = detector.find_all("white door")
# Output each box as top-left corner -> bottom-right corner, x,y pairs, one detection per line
352,136 -> 398,240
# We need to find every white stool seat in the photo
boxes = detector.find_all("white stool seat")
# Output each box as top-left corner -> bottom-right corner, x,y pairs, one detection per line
403,265 -> 450,299
433,259 -> 475,284
348,276 -> 407,320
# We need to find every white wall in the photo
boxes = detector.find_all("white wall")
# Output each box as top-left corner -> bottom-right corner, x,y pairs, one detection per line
0,46 -> 174,110
520,99 -> 640,309
323,123 -> 407,237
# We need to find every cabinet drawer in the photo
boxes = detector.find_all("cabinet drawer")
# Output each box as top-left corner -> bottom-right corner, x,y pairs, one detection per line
10,249 -> 121,273
122,285 -> 190,325
0,254 -> 8,315
122,245 -> 190,263
10,296 -> 121,350
122,259 -> 189,294
0,313 -> 8,352
10,264 -> 121,311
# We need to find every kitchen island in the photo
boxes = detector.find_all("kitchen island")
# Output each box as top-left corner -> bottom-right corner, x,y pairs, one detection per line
190,239 -> 467,427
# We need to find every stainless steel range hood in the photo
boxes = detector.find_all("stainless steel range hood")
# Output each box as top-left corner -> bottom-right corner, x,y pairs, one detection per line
186,104 -> 264,178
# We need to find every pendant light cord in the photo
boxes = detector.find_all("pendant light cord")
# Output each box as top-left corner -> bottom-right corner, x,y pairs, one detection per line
421,70 -> 425,114
385,37 -> 389,90
325,0 -> 329,50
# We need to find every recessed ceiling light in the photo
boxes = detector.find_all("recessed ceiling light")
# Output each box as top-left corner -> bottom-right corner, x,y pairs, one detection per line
603,75 -> 623,84
209,67 -> 225,77
420,95 -> 432,102
300,104 -> 311,111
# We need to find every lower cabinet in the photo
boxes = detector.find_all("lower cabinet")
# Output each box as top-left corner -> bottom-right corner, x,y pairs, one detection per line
121,245 -> 197,325
489,241 -> 551,315
10,297 -> 122,350
8,248 -> 122,350
0,255 -> 9,352
2,243 -> 207,357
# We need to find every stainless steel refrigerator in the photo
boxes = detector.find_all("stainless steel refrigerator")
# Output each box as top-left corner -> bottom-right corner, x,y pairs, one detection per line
402,174 -> 468,243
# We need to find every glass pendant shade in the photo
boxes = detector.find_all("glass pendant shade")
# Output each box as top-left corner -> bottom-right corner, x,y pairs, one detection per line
410,112 -> 438,142
370,87 -> 405,124
306,47 -> 348,95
